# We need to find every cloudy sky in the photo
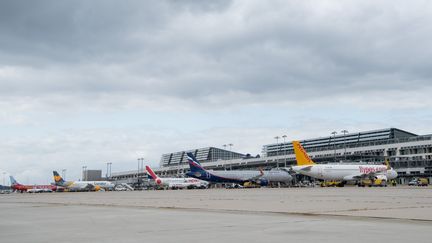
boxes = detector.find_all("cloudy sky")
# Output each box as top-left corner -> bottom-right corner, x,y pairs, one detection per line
1,0 -> 432,184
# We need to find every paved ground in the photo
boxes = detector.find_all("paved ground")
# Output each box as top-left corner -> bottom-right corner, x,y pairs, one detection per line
1,187 -> 431,242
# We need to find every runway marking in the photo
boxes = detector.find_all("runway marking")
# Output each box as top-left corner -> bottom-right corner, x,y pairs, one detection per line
2,201 -> 432,224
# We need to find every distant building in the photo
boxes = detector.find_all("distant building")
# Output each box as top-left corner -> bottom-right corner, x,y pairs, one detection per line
262,128 -> 432,183
82,170 -> 102,181
111,128 -> 432,184
0,185 -> 11,190
262,128 -> 417,157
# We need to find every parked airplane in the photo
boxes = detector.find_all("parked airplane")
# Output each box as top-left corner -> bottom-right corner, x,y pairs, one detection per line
53,171 -> 115,191
145,166 -> 208,189
186,152 -> 292,186
10,176 -> 58,193
291,141 -> 398,185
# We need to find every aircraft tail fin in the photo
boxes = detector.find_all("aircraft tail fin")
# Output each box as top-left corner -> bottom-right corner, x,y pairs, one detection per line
292,141 -> 316,166
9,176 -> 20,186
384,158 -> 391,170
53,171 -> 65,185
186,152 -> 206,173
145,166 -> 159,180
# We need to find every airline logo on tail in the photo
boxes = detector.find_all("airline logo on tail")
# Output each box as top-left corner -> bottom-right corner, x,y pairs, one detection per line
186,153 -> 204,169
187,153 -> 205,172
186,152 -> 208,178
292,141 -> 315,166
9,176 -> 19,186
53,171 -> 65,185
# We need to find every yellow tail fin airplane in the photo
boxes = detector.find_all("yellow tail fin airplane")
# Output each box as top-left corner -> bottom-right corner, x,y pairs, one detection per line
291,141 -> 397,186
292,140 -> 316,166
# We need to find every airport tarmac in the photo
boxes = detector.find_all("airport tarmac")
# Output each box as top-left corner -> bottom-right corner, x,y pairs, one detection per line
1,187 -> 431,242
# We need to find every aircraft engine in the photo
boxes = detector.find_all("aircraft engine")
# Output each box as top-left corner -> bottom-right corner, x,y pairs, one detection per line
375,174 -> 387,181
257,178 -> 269,186
343,175 -> 356,181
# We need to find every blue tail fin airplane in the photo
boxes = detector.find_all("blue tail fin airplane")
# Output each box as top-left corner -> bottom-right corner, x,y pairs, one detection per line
186,152 -> 292,186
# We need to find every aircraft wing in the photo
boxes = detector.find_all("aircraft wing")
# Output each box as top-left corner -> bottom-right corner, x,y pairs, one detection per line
84,183 -> 96,190
300,166 -> 313,172
240,169 -> 264,181
344,172 -> 384,181
69,182 -> 94,191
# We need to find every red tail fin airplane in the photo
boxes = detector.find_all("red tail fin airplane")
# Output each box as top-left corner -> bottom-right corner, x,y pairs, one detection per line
10,176 -> 58,193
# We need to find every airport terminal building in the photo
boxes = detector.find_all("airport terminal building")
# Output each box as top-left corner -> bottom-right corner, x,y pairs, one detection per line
111,128 -> 432,184
160,147 -> 245,167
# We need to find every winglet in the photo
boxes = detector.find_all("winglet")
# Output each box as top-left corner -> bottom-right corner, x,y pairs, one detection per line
292,141 -> 316,166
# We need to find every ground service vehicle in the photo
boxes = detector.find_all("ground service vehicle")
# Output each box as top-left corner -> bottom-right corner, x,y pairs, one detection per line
358,178 -> 387,187
320,181 -> 345,187
409,177 -> 429,186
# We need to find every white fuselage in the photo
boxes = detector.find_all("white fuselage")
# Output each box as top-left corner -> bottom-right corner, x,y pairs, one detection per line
208,170 -> 292,182
292,164 -> 397,181
158,178 -> 209,189
66,181 -> 115,191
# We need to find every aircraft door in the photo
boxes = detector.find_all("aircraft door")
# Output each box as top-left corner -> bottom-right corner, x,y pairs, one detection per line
318,167 -> 324,179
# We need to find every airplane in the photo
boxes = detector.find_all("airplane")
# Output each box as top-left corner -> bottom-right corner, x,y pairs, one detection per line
53,171 -> 115,191
145,166 -> 209,189
186,152 -> 292,187
291,141 -> 398,186
10,176 -> 58,193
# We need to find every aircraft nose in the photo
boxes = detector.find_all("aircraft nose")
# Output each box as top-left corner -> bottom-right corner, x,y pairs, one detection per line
388,169 -> 397,179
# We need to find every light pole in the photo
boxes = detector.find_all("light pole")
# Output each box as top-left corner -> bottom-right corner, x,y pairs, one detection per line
108,162 -> 112,178
228,143 -> 233,160
62,169 -> 67,180
274,136 -> 280,167
106,162 -> 109,178
2,172 -> 5,186
274,136 -> 280,156
282,135 -> 287,167
82,166 -> 87,181
341,130 -> 349,161
137,158 -> 143,186
331,131 -> 337,162
137,158 -> 144,176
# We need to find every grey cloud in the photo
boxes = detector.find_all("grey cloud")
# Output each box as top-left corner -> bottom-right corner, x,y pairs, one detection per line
168,0 -> 232,13
0,0 -> 431,108
3,0 -> 432,184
